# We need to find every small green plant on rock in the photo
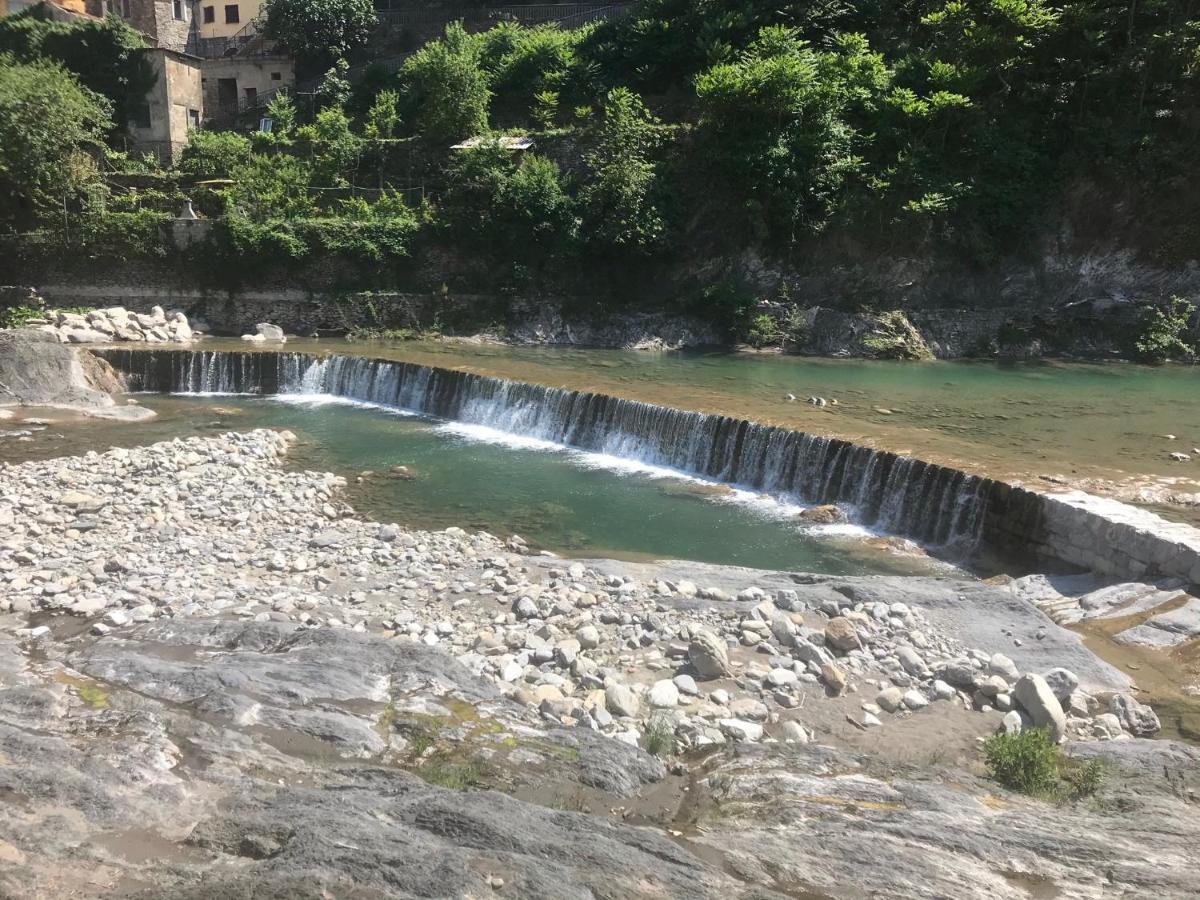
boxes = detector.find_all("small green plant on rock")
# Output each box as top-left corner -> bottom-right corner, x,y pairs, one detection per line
643,715 -> 675,757
984,728 -> 1060,796
418,753 -> 489,790
985,729 -> 1108,803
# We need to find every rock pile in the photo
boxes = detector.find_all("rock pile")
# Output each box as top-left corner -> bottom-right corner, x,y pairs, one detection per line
31,305 -> 194,344
0,429 -> 1157,757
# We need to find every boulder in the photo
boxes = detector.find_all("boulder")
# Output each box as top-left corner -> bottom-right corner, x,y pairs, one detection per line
798,504 -> 849,525
0,329 -> 117,410
256,323 -> 286,341
1109,694 -> 1161,737
1012,674 -> 1067,742
1042,667 -> 1079,703
605,683 -> 640,718
824,616 -> 861,652
688,629 -> 731,679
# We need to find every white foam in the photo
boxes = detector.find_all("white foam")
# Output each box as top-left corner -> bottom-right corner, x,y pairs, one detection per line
168,391 -> 258,398
272,393 -> 415,416
435,421 -> 567,453
437,419 -> 879,535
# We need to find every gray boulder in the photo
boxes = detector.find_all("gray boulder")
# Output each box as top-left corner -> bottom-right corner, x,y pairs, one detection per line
1109,693 -> 1161,737
689,628 -> 731,679
0,328 -> 118,409
1012,674 -> 1067,742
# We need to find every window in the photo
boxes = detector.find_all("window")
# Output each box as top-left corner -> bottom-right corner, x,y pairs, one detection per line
243,87 -> 257,107
270,72 -> 281,81
188,109 -> 200,129
203,5 -> 214,22
172,0 -> 184,19
132,103 -> 152,130
224,4 -> 239,23
121,0 -> 130,15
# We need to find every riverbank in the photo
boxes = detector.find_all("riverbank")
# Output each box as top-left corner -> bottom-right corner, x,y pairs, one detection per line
0,428 -> 1196,897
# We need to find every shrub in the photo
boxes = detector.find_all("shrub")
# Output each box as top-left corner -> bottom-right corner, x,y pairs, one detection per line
442,142 -> 576,258
0,304 -> 43,329
400,23 -> 491,143
179,130 -> 252,180
0,57 -> 110,225
1134,298 -> 1196,363
224,155 -> 316,221
643,716 -> 675,756
578,87 -> 664,252
984,729 -> 1061,797
745,314 -> 781,347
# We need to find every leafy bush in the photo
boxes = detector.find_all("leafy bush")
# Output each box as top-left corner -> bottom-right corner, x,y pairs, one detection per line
399,23 -> 491,144
442,142 -> 576,258
0,57 -> 110,225
295,106 -> 363,187
984,728 -> 1061,797
1134,298 -> 1196,363
745,314 -> 781,347
0,304 -> 43,329
578,88 -> 664,252
0,6 -> 152,130
179,130 -> 252,180
224,155 -> 316,221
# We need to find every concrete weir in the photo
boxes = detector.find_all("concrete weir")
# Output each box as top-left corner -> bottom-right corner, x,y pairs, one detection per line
97,346 -> 1200,582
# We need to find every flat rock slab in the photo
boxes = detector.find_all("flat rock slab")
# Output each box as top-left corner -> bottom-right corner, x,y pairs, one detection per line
1117,596 -> 1200,647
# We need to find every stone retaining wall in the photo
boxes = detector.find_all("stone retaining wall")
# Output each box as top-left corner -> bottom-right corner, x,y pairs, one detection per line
982,481 -> 1200,583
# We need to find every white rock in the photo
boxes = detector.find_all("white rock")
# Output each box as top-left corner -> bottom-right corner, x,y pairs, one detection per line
648,679 -> 680,709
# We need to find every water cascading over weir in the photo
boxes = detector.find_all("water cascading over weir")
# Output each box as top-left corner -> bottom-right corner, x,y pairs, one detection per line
97,347 -> 1135,573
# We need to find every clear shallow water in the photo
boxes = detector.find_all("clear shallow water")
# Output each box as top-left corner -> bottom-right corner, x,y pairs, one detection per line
243,339 -> 1200,512
1,394 -> 946,576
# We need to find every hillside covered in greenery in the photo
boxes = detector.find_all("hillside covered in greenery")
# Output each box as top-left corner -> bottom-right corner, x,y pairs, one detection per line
1,0 -> 1198,345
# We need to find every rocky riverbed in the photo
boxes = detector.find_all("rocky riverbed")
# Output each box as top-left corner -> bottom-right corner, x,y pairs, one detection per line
0,429 -> 1196,898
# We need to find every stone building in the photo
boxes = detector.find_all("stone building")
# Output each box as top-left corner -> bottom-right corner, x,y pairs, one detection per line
127,47 -> 204,162
201,54 -> 292,118
108,0 -> 193,53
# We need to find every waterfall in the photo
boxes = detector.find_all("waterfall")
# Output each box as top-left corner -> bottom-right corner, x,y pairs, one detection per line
99,348 -> 992,554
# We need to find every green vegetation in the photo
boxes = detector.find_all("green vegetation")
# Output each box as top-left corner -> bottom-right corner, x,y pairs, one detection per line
984,729 -> 1108,802
417,753 -> 490,790
2,1 -> 1199,336
0,57 -> 110,227
642,715 -> 675,756
261,0 -> 375,72
1134,298 -> 1197,363
0,6 -> 152,130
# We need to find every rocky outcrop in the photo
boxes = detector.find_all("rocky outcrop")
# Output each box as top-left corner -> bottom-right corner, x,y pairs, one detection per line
0,328 -> 117,409
30,305 -> 195,344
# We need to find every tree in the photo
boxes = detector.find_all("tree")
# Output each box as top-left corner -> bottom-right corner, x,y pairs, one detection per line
0,6 -> 153,132
294,106 -> 363,187
694,26 -> 887,244
363,89 -> 400,139
399,22 -> 490,143
0,56 -> 111,226
261,0 -> 375,72
578,87 -> 664,252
